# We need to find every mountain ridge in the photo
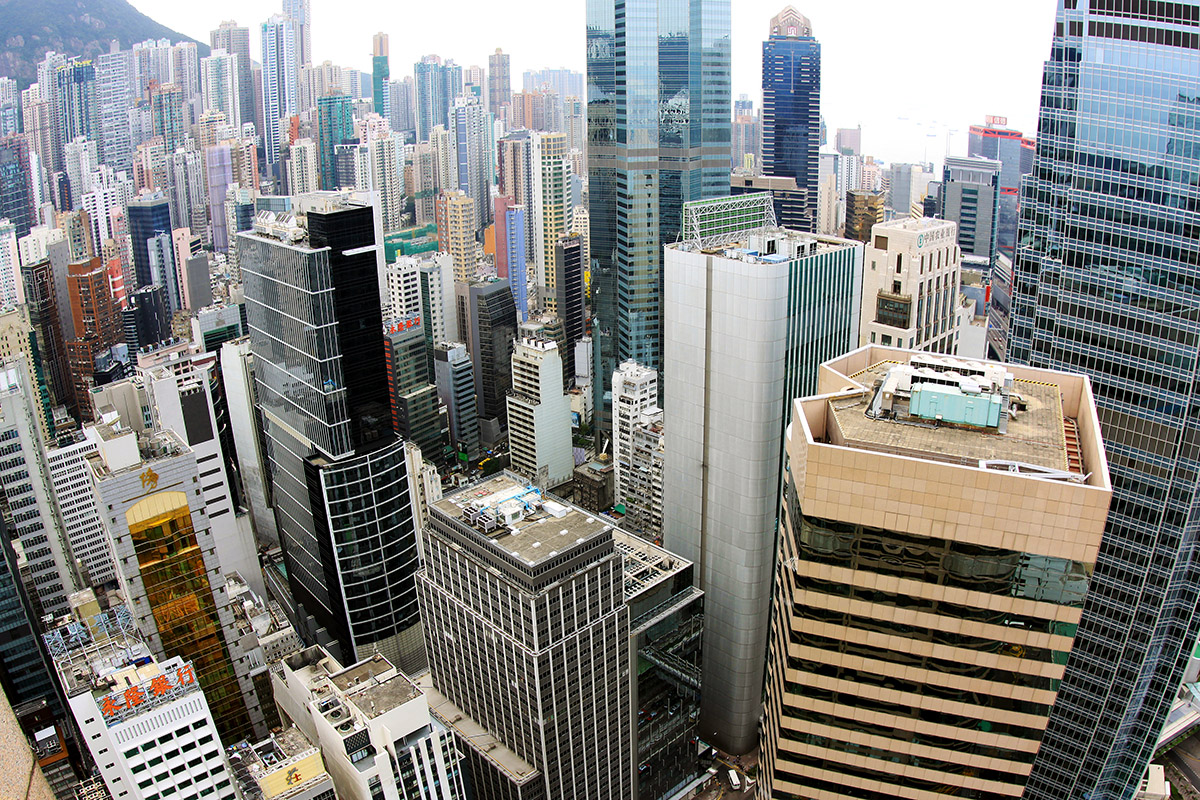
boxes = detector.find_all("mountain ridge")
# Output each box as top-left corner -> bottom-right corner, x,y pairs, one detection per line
0,0 -> 210,90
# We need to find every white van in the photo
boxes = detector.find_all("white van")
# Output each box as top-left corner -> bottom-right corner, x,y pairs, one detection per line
728,769 -> 742,791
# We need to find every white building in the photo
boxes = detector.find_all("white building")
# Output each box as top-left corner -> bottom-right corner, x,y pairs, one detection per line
48,607 -> 237,800
418,253 -> 455,348
47,432 -> 114,586
858,216 -> 961,353
611,360 -> 663,539
220,338 -> 279,547
661,198 -> 863,754
0,219 -> 19,306
368,135 -> 406,232
506,336 -> 573,489
273,646 -> 468,800
385,255 -> 422,320
201,49 -> 241,129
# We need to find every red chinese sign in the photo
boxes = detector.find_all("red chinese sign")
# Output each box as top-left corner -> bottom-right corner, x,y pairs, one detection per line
99,663 -> 198,723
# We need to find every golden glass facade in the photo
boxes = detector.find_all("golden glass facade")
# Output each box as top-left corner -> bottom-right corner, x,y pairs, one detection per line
127,492 -> 251,741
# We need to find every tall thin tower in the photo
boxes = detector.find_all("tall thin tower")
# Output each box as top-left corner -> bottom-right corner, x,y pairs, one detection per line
1007,3 -> 1200,799
587,0 -> 731,427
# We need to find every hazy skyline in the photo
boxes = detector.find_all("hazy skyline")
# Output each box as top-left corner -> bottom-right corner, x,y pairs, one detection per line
132,0 -> 1057,166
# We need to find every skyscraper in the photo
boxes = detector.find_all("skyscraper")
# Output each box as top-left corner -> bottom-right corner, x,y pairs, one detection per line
55,60 -> 96,149
464,279 -> 517,444
242,198 -> 426,673
283,0 -> 313,68
453,98 -> 492,234
1007,5 -> 1200,799
417,473 -> 632,799
761,7 -> 820,232
487,48 -> 511,122
661,195 -> 862,754
587,0 -> 731,423
261,14 -> 300,167
759,346 -> 1112,800
127,192 -> 172,288
372,33 -> 389,117
0,135 -> 32,237
433,342 -> 480,462
201,49 -> 241,128
506,336 -> 573,489
939,155 -> 1001,262
967,116 -> 1034,261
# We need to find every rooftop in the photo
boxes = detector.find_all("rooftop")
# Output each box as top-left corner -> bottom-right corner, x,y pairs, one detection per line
670,227 -> 859,263
228,727 -> 327,800
434,473 -> 614,568
284,647 -> 421,729
419,674 -> 538,785
614,530 -> 691,601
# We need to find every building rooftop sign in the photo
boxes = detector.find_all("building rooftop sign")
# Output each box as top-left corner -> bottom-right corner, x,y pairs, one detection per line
679,193 -> 776,250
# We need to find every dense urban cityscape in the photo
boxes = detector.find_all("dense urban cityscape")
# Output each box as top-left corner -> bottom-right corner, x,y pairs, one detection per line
0,0 -> 1193,799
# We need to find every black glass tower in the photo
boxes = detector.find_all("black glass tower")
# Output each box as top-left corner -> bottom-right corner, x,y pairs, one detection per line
1008,3 -> 1200,798
761,7 -> 820,233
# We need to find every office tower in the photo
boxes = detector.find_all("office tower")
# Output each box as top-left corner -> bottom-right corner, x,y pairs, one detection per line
210,22 -> 255,137
497,200 -> 529,318
761,7 -> 819,231
127,192 -> 172,288
454,99 -> 492,234
662,196 -> 863,754
759,347 -> 1111,800
372,33 -> 389,117
274,646 -> 467,800
0,135 -> 32,237
859,217 -> 960,352
587,0 -> 731,421
844,188 -> 883,242
385,316 -> 450,468
1005,4 -> 1200,798
488,48 -> 511,121
464,279 -> 517,444
968,116 -> 1034,260
532,131 -> 570,309
731,173 -> 809,229
506,336 -> 573,488
65,257 -> 122,420
122,284 -> 169,350
553,233 -> 585,380
201,50 -> 241,128
436,190 -> 476,282
218,339 -> 279,547
433,342 -> 480,462
147,231 -> 180,313
835,125 -> 862,156
20,257 -> 72,413
939,155 -> 1001,262
49,607 -> 239,800
242,199 -> 425,672
316,93 -> 354,190
283,0 -> 312,67
418,473 -> 633,799
886,162 -> 935,218
611,360 -> 664,539
0,357 -> 77,617
262,15 -> 300,167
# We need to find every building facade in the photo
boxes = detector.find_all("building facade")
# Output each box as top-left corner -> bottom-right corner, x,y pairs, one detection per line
761,7 -> 819,232
506,337 -> 573,489
939,155 -> 1000,263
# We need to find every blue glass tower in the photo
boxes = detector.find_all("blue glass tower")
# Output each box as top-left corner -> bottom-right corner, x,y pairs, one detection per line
127,193 -> 173,288
1008,3 -> 1200,798
317,93 -> 355,191
761,7 -> 820,232
505,204 -> 528,320
587,0 -> 731,426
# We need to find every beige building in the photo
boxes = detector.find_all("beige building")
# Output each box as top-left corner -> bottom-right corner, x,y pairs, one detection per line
859,216 -> 961,353
436,190 -> 476,284
759,346 -> 1112,800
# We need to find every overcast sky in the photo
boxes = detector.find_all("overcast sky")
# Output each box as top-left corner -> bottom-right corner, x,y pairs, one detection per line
132,0 -> 1058,167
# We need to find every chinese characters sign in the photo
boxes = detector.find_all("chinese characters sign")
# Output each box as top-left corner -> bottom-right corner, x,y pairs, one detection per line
99,663 -> 198,725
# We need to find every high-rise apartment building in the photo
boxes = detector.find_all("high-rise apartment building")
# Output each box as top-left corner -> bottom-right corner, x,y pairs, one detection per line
858,216 -> 960,353
433,342 -> 480,462
532,131 -> 570,309
210,21 -> 255,138
454,98 -> 492,234
488,49 -> 511,122
759,346 -> 1111,800
436,190 -> 476,282
967,116 -> 1034,260
282,0 -> 312,68
261,15 -> 300,167
506,336 -> 573,489
761,7 -> 819,232
939,155 -> 1001,262
95,48 -> 136,172
1007,6 -> 1200,799
242,198 -> 426,673
662,195 -> 863,754
844,188 -> 883,242
287,137 -> 319,195
201,50 -> 241,129
414,56 -> 460,143
316,93 -> 354,191
50,607 -> 238,800
417,473 -> 632,799
588,0 -> 731,421
65,256 -> 122,418
611,360 -> 664,540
